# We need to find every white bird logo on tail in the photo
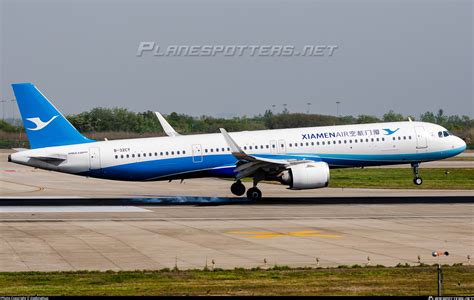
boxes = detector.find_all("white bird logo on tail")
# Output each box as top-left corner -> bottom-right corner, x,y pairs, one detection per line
26,115 -> 58,131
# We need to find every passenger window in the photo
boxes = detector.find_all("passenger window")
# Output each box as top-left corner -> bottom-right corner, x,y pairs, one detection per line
222,148 -> 226,151
360,139 -> 363,143
366,138 -> 369,142
344,140 -> 347,144
243,146 -> 247,150
166,152 -> 169,155
403,136 -> 406,140
376,138 -> 379,142
398,137 -> 401,140
333,141 -> 336,144
339,140 -> 342,144
317,142 -> 320,145
115,155 -> 118,159
216,148 -> 219,152
265,145 -> 269,149
300,143 -> 303,146
120,155 -> 124,159
177,151 -> 180,155
272,145 -> 276,148
354,139 -> 357,143
205,149 -> 208,153
371,138 -> 374,142
311,142 -> 314,146
381,138 -> 384,141
305,142 -> 308,146
160,152 -> 163,156
249,146 -> 252,150
322,141 -> 325,145
183,150 -> 186,154
132,154 -> 136,158
126,154 -> 129,158
349,140 -> 352,143
289,143 -> 292,147
408,136 -> 412,140
210,149 -> 213,152
143,153 -> 146,157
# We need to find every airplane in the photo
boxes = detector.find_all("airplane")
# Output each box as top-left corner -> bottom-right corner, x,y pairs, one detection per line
8,83 -> 467,199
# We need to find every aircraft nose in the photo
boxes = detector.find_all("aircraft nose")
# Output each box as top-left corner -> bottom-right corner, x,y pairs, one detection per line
455,137 -> 467,152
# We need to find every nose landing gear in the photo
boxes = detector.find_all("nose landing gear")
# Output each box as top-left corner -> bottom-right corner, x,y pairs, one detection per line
411,163 -> 423,185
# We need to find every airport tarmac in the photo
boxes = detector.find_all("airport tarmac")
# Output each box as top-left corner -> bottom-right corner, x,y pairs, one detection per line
0,150 -> 473,271
0,201 -> 472,271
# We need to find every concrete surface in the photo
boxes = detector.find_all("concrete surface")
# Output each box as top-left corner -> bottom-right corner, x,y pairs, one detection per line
0,150 -> 472,272
0,203 -> 472,271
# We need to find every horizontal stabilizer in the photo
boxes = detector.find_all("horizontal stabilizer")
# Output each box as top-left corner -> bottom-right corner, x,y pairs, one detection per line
28,153 -> 67,161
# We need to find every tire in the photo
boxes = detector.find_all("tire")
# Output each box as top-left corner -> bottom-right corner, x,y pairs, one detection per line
231,182 -> 246,196
413,178 -> 423,185
246,187 -> 262,200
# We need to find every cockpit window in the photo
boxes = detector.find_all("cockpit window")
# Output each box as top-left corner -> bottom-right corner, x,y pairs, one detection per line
438,131 -> 443,138
443,131 -> 449,137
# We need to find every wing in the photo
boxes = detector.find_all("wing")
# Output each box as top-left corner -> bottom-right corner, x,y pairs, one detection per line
155,112 -> 181,137
219,128 -> 319,180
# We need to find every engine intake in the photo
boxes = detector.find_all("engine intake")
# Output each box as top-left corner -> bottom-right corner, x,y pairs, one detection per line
280,162 -> 330,190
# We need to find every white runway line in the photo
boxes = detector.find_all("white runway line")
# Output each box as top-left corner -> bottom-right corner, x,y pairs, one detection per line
0,206 -> 152,213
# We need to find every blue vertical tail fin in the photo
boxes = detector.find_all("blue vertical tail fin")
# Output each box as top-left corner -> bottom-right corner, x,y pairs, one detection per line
12,83 -> 95,149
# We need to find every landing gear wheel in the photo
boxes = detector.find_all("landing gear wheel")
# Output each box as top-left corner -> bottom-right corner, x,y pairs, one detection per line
246,187 -> 262,200
230,181 -> 246,196
411,162 -> 423,186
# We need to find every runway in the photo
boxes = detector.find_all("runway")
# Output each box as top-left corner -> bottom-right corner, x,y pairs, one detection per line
0,196 -> 472,271
0,151 -> 473,272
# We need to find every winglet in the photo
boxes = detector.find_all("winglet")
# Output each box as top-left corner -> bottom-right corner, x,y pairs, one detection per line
219,128 -> 242,153
155,112 -> 181,137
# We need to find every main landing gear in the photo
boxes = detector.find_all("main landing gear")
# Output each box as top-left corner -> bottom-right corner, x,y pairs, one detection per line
411,162 -> 423,185
230,180 -> 246,196
230,179 -> 263,200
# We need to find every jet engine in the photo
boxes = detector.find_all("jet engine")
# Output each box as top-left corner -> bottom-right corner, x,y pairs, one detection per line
280,162 -> 330,189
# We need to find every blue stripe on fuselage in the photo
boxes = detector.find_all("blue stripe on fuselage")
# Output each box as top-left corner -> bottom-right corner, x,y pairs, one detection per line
80,146 -> 465,181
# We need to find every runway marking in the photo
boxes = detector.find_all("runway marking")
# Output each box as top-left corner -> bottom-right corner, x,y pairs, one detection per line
227,230 -> 342,239
0,206 -> 152,213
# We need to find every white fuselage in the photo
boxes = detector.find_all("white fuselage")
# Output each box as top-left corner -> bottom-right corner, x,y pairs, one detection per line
9,121 -> 466,181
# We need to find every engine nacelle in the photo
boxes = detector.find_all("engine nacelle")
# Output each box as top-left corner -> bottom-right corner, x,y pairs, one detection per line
280,162 -> 330,190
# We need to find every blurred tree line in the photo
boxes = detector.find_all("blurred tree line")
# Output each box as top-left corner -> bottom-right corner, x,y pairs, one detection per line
64,107 -> 473,145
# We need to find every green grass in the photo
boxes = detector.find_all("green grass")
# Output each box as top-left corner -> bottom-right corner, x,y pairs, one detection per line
328,168 -> 474,190
443,156 -> 474,161
0,265 -> 472,296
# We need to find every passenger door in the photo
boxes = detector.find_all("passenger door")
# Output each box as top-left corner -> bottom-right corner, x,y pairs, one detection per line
89,147 -> 101,170
192,144 -> 203,163
414,126 -> 428,149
